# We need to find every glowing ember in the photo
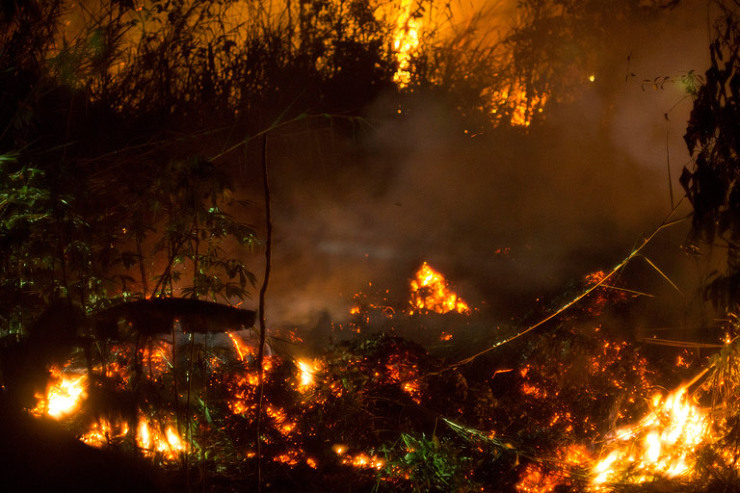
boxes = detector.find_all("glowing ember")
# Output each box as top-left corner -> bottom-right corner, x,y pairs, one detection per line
517,444 -> 592,492
401,380 -> 422,403
409,262 -> 469,315
266,404 -> 297,437
590,384 -> 710,489
343,452 -> 386,470
33,367 -> 88,419
275,451 -> 300,466
141,342 -> 172,377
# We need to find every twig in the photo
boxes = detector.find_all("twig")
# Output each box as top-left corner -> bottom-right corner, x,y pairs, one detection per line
209,114 -> 372,163
434,202 -> 690,373
600,284 -> 656,298
635,255 -> 684,297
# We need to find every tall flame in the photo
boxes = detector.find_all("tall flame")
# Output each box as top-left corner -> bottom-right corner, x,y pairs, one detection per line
392,0 -> 422,88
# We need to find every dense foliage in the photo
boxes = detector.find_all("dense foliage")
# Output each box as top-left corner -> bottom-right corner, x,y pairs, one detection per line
683,1 -> 740,312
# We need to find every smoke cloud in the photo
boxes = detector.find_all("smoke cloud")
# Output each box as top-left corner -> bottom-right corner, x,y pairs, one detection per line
243,0 -> 713,333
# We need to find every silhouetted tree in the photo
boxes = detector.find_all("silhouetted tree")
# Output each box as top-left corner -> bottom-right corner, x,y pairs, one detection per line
682,1 -> 740,312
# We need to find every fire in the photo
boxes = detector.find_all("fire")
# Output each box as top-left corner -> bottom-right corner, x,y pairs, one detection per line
392,0 -> 422,88
266,404 -> 297,437
517,444 -> 591,493
81,414 -> 185,461
137,418 -> 186,460
409,262 -> 469,315
228,331 -> 253,361
342,452 -> 386,470
32,367 -> 88,419
81,419 -> 129,447
590,384 -> 710,489
275,451 -> 301,466
79,411 -> 188,463
296,358 -> 318,391
401,380 -> 421,403
490,80 -> 547,127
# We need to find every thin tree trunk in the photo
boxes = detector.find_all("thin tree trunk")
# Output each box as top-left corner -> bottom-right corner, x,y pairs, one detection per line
256,133 -> 271,492
137,233 -> 149,295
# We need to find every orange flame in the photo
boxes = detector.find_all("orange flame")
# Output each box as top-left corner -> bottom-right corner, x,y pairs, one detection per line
137,417 -> 186,460
296,359 -> 318,391
409,262 -> 469,315
590,384 -> 710,488
81,419 -> 129,447
32,367 -> 88,419
490,80 -> 547,127
392,0 -> 422,88
517,444 -> 591,493
228,331 -> 253,361
82,413 -> 185,462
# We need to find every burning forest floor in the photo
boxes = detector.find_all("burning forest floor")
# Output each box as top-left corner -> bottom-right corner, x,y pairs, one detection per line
3,263 -> 740,493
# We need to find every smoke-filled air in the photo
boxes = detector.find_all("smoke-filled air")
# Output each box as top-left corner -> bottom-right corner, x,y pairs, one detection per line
3,0 -> 740,492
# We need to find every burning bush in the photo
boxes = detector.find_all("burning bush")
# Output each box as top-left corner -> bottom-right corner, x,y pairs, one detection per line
9,253 -> 740,493
9,296 -> 740,493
